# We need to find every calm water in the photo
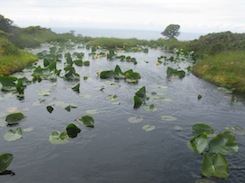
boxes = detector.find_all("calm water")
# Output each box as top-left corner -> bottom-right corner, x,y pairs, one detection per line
0,44 -> 245,183
52,27 -> 202,40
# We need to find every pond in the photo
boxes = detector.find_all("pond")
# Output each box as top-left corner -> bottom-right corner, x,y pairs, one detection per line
0,42 -> 245,183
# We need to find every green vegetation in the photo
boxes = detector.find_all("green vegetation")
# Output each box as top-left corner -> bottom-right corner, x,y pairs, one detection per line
187,123 -> 241,179
192,51 -> 245,94
87,37 -> 148,49
0,38 -> 38,76
161,24 -> 180,39
160,31 -> 245,95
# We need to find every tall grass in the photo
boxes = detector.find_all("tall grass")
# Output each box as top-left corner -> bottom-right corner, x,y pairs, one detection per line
192,51 -> 245,94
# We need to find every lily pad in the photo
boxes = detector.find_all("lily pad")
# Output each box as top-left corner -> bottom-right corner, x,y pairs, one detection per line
5,112 -> 25,125
85,109 -> 100,115
49,131 -> 69,144
4,127 -> 23,142
226,125 -> 245,136
142,125 -> 155,132
187,133 -> 208,154
79,115 -> 94,128
161,115 -> 177,121
107,95 -> 118,101
128,116 -> 143,124
202,152 -> 229,179
37,89 -> 52,96
192,123 -> 214,135
66,123 -> 81,138
0,153 -> 13,173
143,104 -> 158,112
173,125 -> 183,131
72,83 -> 80,93
47,106 -> 54,113
209,131 -> 238,155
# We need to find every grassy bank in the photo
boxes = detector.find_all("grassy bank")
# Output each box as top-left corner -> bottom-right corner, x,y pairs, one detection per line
0,50 -> 37,76
0,38 -> 38,76
192,51 -> 245,94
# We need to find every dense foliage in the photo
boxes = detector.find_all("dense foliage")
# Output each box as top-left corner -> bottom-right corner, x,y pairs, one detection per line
161,24 -> 180,39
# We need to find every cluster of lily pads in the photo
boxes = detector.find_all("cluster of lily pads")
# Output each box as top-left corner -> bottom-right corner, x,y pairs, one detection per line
100,64 -> 141,83
187,123 -> 244,179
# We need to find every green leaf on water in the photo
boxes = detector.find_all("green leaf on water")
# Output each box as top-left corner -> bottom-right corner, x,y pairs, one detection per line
187,133 -> 208,154
134,95 -> 143,109
226,125 -> 245,136
5,112 -> 25,125
209,131 -> 238,155
66,123 -> 81,138
49,131 -> 69,144
4,127 -> 23,142
0,153 -> 13,173
192,123 -> 214,135
72,83 -> 80,93
79,115 -> 94,128
107,95 -> 118,101
142,125 -> 155,132
114,65 -> 125,79
202,152 -> 229,179
47,106 -> 54,113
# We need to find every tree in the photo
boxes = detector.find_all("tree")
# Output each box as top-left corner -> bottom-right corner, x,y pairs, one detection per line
0,14 -> 13,33
161,24 -> 180,39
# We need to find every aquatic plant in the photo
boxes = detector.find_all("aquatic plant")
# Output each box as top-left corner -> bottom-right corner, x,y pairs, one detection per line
187,123 -> 240,179
0,153 -> 13,173
134,86 -> 146,109
100,65 -> 141,83
5,112 -> 25,125
166,67 -> 186,79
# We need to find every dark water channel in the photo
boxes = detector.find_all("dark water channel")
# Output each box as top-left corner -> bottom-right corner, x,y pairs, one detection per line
1,44 -> 245,183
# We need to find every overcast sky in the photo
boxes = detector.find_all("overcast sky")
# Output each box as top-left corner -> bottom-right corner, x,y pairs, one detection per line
0,0 -> 245,34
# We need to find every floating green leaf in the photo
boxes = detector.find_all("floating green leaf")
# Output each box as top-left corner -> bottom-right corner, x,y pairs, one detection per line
142,125 -> 155,132
192,123 -> 214,135
135,86 -> 146,98
72,83 -> 80,93
5,112 -> 25,125
47,106 -> 54,113
79,115 -> 94,128
198,94 -> 202,100
107,94 -> 118,101
128,116 -> 143,124
209,131 -> 238,155
202,153 -> 229,179
4,127 -> 23,142
66,123 -> 81,138
114,65 -> 125,79
65,105 -> 77,112
100,70 -> 114,79
166,67 -> 186,79
0,153 -> 13,173
187,133 -> 208,154
49,131 -> 69,144
74,59 -> 83,66
226,125 -> 245,136
134,95 -> 142,109
0,76 -> 17,91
